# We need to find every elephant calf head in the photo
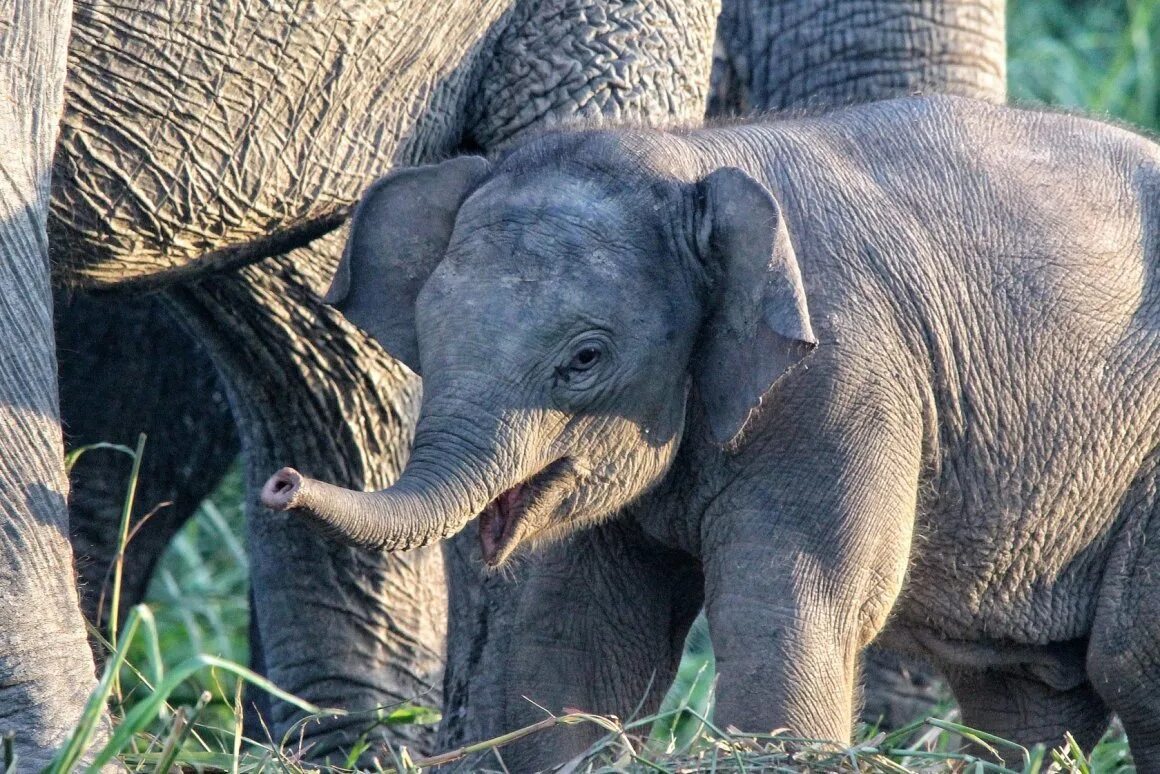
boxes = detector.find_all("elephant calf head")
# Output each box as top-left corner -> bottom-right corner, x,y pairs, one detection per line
262,133 -> 816,565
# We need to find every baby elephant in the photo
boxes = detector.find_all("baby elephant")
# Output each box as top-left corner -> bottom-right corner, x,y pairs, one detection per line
264,95 -> 1160,767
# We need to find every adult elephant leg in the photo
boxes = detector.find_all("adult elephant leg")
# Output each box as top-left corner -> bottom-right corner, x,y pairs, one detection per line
710,0 -> 1006,115
58,293 -> 238,636
438,534 -> 519,749
168,257 -> 445,758
0,0 -> 108,765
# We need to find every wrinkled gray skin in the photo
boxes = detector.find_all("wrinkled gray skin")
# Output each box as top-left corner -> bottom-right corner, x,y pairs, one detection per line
40,3 -> 1004,761
0,0 -> 110,768
267,96 -> 1160,769
7,0 -> 1004,764
31,0 -> 718,761
56,0 -> 1011,664
434,1 -> 1009,754
25,0 -> 999,760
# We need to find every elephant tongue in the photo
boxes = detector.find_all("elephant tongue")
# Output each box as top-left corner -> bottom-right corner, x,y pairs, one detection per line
479,483 -> 525,564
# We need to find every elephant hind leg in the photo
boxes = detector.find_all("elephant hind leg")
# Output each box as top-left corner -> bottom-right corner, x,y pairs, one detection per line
1088,464 -> 1160,773
944,665 -> 1109,763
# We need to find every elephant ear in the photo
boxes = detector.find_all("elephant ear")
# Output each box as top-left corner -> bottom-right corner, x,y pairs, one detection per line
693,166 -> 817,449
326,156 -> 492,374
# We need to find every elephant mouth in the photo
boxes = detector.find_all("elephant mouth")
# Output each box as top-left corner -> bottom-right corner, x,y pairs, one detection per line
478,458 -> 575,566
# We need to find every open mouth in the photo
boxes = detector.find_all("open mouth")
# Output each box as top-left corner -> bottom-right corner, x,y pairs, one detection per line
478,458 -> 573,566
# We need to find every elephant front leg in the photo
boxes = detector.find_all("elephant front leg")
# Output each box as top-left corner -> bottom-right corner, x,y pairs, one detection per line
701,387 -> 924,742
481,519 -> 703,771
704,539 -> 867,741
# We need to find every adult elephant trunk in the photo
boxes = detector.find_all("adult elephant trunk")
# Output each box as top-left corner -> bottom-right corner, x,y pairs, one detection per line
261,413 -> 495,553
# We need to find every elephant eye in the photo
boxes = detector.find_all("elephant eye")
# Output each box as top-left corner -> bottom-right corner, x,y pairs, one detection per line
552,337 -> 610,391
569,345 -> 602,371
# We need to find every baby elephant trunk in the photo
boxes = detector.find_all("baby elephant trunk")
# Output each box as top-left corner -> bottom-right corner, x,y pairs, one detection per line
260,464 -> 473,552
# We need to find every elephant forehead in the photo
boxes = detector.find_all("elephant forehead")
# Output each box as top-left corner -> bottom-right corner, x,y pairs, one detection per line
444,181 -> 650,281
426,257 -> 636,318
420,235 -> 657,348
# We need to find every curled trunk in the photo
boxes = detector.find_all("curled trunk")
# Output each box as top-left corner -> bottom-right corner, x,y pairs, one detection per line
260,438 -> 485,553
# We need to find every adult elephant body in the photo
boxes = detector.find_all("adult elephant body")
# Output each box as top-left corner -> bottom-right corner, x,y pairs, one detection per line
44,0 -> 719,760
54,0 -> 710,288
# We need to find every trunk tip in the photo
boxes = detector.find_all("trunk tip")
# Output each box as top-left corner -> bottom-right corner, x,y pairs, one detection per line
261,467 -> 304,511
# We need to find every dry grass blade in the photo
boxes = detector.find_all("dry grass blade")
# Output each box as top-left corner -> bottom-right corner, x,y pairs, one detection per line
399,715 -> 565,770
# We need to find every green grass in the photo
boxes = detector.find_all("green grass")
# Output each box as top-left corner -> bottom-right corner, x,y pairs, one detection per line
117,467 -> 250,750
1008,0 -> 1160,131
36,2 -> 1160,769
49,443 -> 1135,770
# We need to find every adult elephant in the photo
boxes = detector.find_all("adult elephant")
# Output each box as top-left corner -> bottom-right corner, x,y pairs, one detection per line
45,0 -> 719,761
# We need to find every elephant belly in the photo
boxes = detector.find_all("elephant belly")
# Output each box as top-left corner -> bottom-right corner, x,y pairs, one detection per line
52,0 -> 511,288
890,438 -> 1156,646
873,620 -> 1091,694
889,290 -> 1160,644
